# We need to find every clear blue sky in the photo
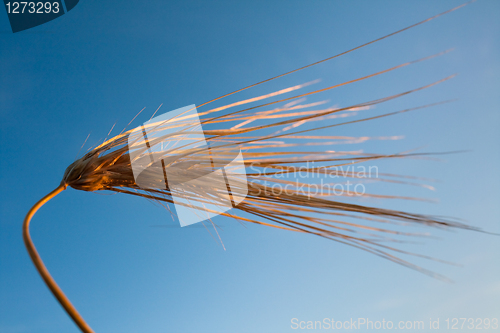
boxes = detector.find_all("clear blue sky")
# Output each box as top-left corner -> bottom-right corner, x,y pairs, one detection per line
1,1 -> 499,332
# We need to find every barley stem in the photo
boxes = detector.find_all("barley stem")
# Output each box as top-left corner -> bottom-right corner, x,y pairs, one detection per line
23,184 -> 94,333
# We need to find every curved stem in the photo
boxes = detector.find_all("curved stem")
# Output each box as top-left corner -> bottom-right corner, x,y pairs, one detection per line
23,184 -> 95,333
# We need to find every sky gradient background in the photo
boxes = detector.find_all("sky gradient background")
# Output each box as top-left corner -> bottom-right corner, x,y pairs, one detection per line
1,1 -> 499,332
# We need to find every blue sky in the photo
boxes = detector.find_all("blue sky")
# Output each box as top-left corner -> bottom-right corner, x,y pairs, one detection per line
1,1 -> 499,332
